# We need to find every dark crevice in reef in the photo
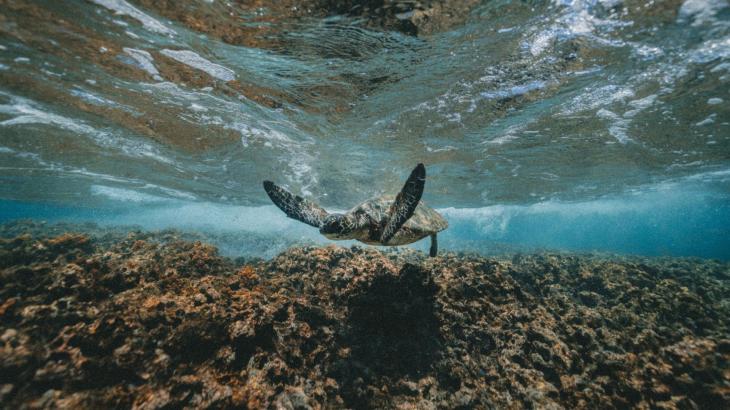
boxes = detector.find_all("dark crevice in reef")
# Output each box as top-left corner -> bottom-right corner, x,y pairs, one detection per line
336,263 -> 442,407
1,222 -> 729,409
345,263 -> 441,377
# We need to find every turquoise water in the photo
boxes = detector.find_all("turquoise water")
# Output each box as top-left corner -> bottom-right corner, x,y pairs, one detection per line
0,0 -> 728,259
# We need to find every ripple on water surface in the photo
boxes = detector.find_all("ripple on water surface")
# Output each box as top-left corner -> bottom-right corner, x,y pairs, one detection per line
0,0 -> 728,257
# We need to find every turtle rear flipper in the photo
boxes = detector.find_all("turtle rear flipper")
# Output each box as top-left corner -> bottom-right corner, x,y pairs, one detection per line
263,181 -> 329,228
429,234 -> 438,257
380,163 -> 426,244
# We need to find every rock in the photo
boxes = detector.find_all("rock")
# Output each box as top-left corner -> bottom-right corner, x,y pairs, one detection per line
0,222 -> 728,408
193,293 -> 207,305
274,387 -> 312,410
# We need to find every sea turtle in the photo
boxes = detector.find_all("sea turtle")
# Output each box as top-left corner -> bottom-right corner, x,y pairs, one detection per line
263,163 -> 448,257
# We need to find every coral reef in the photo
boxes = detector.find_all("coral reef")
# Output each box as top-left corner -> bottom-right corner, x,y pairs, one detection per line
1,224 -> 728,409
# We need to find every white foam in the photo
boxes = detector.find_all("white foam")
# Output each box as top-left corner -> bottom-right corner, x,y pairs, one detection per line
0,143 -> 171,191
689,35 -> 730,64
439,196 -> 654,238
87,190 -> 308,235
96,132 -> 177,165
482,123 -> 526,146
92,0 -> 175,35
439,206 -> 512,236
160,49 -> 235,82
678,0 -> 728,27
142,183 -> 197,200
134,81 -> 318,196
0,147 -> 133,184
0,92 -> 175,165
683,168 -> 730,182
439,167 -> 730,239
479,81 -> 546,100
695,114 -> 716,126
90,184 -> 196,203
425,145 -> 457,153
528,0 -> 631,57
529,31 -> 555,56
237,124 -> 294,147
627,94 -> 657,110
624,94 -> 657,118
442,198 -> 646,222
0,99 -> 99,135
710,62 -> 730,73
708,97 -> 723,105
634,44 -> 664,60
70,88 -> 119,107
596,108 -> 631,143
559,85 -> 634,115
483,134 -> 518,145
234,122 -> 318,196
40,69 -> 62,78
123,47 -> 162,81
189,103 -> 208,112
91,185 -> 171,203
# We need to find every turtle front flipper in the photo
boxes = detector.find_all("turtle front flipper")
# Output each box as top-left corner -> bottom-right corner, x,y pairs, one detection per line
380,163 -> 426,244
263,181 -> 329,228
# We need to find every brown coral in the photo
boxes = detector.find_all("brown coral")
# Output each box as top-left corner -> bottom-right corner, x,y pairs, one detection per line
0,226 -> 728,409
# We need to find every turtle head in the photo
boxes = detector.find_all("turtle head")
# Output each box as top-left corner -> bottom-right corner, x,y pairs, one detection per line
320,214 -> 357,240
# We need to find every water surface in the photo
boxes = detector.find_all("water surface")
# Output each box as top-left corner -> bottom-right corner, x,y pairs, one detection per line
0,0 -> 728,258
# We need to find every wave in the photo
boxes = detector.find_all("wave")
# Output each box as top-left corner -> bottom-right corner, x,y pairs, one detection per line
3,169 -> 728,259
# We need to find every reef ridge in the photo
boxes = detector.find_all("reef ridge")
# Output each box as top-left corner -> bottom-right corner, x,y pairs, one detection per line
1,224 -> 729,409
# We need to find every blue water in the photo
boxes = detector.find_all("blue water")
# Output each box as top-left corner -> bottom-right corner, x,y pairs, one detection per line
3,169 -> 729,259
0,0 -> 729,259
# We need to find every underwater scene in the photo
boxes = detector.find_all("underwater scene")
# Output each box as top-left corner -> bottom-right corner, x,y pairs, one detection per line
0,0 -> 729,408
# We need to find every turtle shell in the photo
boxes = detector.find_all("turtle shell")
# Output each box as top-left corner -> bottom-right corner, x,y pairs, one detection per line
348,195 -> 448,246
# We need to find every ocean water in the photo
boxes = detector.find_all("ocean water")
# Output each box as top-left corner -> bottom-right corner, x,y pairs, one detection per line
0,0 -> 729,259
